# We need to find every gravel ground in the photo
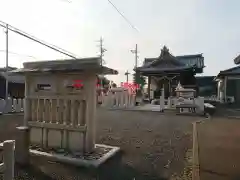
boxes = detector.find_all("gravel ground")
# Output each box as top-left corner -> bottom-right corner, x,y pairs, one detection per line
0,109 -> 202,180
197,118 -> 240,180
96,109 -> 202,179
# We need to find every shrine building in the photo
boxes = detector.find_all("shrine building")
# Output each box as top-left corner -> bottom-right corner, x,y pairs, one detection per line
136,46 -> 205,100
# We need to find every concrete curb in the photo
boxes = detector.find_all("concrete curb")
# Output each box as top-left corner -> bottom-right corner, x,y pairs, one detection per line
192,122 -> 200,180
29,144 -> 121,168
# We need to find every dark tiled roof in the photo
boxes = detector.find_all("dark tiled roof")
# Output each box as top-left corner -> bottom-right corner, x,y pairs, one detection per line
234,54 -> 240,64
0,66 -> 24,84
0,72 -> 25,84
138,46 -> 193,73
137,66 -> 193,74
219,65 -> 240,75
144,53 -> 203,67
215,65 -> 240,80
0,67 -> 17,72
176,54 -> 203,59
143,58 -> 156,67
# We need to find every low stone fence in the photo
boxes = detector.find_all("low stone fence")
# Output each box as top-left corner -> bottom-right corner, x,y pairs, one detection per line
101,88 -> 136,108
0,98 -> 24,114
0,140 -> 15,180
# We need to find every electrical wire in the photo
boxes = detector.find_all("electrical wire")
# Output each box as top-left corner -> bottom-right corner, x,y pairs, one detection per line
0,50 -> 37,59
0,20 -> 78,59
107,0 -> 139,32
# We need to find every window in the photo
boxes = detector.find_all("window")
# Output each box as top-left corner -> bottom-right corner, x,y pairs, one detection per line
36,84 -> 51,91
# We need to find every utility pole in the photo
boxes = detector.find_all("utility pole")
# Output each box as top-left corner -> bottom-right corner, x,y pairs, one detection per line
5,24 -> 8,100
131,44 -> 139,86
125,70 -> 130,83
131,44 -> 138,69
99,37 -> 103,66
97,37 -> 107,88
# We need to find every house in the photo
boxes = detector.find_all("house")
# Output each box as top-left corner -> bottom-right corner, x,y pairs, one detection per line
215,65 -> 240,103
0,67 -> 25,99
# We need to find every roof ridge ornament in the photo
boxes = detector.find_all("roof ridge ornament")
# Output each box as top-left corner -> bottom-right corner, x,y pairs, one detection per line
160,46 -> 170,58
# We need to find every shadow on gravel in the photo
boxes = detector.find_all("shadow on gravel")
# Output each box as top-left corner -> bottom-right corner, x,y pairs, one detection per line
0,164 -> 54,180
9,162 -> 168,180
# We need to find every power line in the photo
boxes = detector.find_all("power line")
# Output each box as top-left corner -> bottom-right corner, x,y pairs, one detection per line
60,0 -> 72,2
0,20 -> 78,59
107,0 -> 139,32
0,50 -> 37,59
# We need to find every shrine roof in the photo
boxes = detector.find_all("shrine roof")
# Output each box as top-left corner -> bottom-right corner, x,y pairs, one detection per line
216,65 -> 240,79
9,57 -> 118,75
137,46 -> 195,74
234,54 -> 240,65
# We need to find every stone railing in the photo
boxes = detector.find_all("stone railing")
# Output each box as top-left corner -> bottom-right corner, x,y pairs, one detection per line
101,88 -> 136,108
0,140 -> 15,180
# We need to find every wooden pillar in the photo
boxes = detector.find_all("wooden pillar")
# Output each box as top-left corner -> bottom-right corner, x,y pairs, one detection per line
85,74 -> 97,152
24,75 -> 31,126
148,76 -> 151,101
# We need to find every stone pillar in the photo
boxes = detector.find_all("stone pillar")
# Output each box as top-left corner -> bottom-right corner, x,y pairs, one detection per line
3,140 -> 15,180
224,77 -> 227,103
119,90 -> 124,107
13,99 -> 17,112
24,75 -> 31,126
115,91 -> 120,106
109,92 -> 114,107
160,88 -> 164,112
167,97 -> 171,109
124,90 -> 128,107
148,76 -> 151,101
0,99 -> 5,113
15,126 -> 30,165
85,75 -> 97,152
195,97 -> 204,114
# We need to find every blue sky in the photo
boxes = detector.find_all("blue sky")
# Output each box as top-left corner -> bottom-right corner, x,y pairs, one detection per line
0,0 -> 239,84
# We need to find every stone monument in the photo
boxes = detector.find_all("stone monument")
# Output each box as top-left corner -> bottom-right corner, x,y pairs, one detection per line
10,57 -> 120,167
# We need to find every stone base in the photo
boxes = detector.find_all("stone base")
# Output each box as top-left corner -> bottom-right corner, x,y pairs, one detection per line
29,144 -> 121,168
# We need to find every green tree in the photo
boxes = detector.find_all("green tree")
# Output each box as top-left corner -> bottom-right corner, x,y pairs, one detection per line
133,72 -> 146,90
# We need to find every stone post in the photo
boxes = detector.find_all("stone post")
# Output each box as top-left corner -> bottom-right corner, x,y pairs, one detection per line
85,75 -> 97,152
24,75 -> 31,126
3,140 -> 15,180
160,88 -> 164,112
15,126 -> 30,165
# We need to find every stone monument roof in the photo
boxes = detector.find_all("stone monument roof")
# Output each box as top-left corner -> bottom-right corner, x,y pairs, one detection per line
9,57 -> 118,75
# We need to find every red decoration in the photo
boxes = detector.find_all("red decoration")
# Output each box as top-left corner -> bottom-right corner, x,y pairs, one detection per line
72,80 -> 101,88
121,82 -> 139,90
